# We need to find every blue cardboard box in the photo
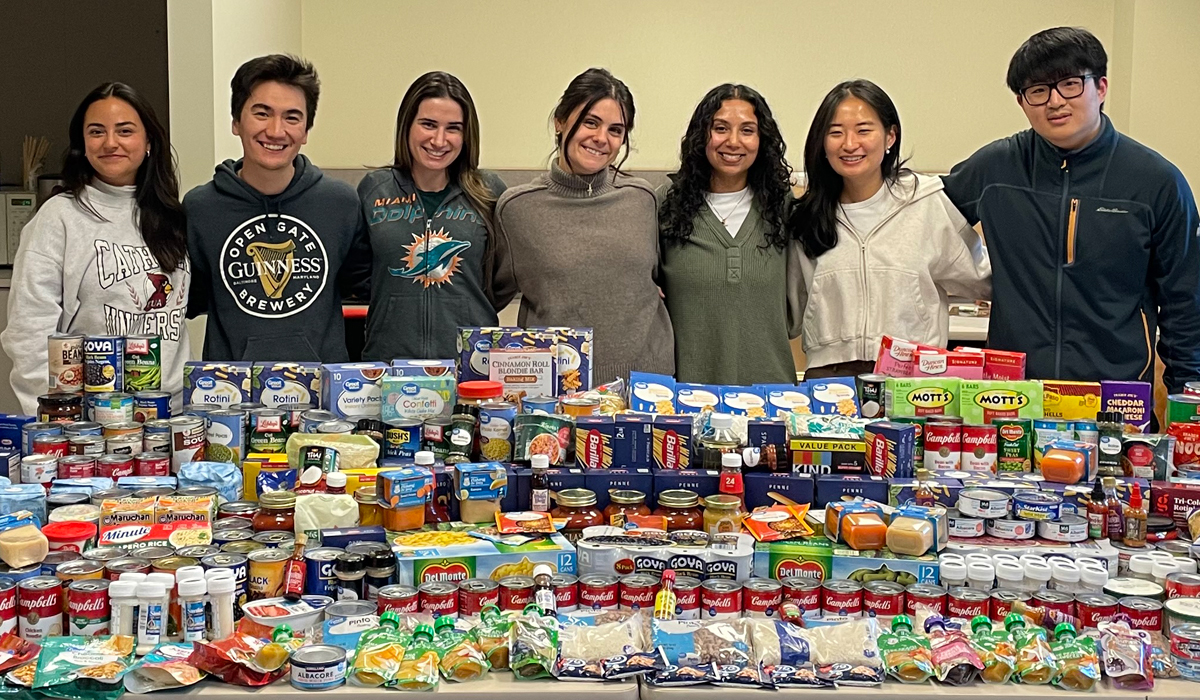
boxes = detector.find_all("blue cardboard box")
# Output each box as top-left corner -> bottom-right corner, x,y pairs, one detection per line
544,467 -> 588,494
629,372 -> 676,414
0,415 -> 33,455
676,384 -> 722,414
760,383 -> 811,418
575,416 -> 614,469
863,421 -> 917,478
744,472 -> 815,510
652,416 -> 693,470
653,468 -> 720,500
585,467 -> 655,511
746,418 -> 789,472
613,414 -> 652,468
814,474 -> 889,507
720,386 -> 767,416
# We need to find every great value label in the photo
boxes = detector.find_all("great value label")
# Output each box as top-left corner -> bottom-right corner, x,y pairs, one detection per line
320,362 -> 389,419
252,362 -> 320,407
381,374 -> 454,422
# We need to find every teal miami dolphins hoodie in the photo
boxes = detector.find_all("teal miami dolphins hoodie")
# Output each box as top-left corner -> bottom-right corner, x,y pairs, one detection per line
184,155 -> 370,362
356,168 -> 506,361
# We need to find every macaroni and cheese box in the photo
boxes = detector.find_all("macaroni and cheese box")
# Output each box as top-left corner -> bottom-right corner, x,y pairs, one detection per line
381,370 -> 455,422
760,383 -> 811,417
390,530 -> 576,587
456,326 -> 513,383
529,326 -> 594,394
807,378 -> 860,416
958,379 -> 1044,424
651,415 -> 692,469
629,372 -> 677,413
720,386 -> 768,417
184,362 -> 252,406
322,362 -> 389,420
613,414 -> 652,468
885,377 -> 962,418
1102,380 -> 1153,432
676,384 -> 721,414
0,415 -> 33,454
913,350 -> 985,379
251,361 -> 321,408
1042,380 -> 1102,420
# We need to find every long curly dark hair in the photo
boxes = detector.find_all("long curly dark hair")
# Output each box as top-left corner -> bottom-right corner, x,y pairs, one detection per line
659,84 -> 792,250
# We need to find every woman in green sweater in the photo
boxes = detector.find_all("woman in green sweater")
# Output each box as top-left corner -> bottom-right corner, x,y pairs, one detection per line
658,84 -> 800,384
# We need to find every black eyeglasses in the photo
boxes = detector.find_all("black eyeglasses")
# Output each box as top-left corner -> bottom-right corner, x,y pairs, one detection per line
1021,75 -> 1094,106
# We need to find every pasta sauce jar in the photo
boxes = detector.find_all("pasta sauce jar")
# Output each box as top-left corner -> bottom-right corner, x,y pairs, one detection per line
253,491 -> 296,532
602,490 -> 650,527
550,489 -> 604,543
652,490 -> 703,531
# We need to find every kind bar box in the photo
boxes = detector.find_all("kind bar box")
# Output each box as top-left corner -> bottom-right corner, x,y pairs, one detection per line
251,361 -> 320,408
863,421 -> 917,478
321,362 -> 389,420
183,362 -> 252,406
630,372 -> 677,414
381,366 -> 455,422
529,326 -> 593,394
958,380 -> 1044,424
885,377 -> 961,418
676,384 -> 721,414
790,436 -> 867,475
761,383 -> 811,417
914,350 -> 985,379
1102,381 -> 1152,432
808,378 -> 860,416
1043,380 -> 1102,420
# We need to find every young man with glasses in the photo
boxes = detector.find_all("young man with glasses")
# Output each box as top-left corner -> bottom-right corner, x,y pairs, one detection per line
943,26 -> 1200,398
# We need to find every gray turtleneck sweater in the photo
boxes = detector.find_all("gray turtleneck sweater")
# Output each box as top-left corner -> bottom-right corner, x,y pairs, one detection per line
493,163 -> 675,384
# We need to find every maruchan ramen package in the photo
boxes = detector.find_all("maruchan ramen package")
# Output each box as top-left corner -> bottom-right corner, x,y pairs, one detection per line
885,377 -> 961,418
958,380 -> 1044,424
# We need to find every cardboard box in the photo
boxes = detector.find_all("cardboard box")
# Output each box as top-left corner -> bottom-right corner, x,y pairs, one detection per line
1102,381 -> 1153,432
528,326 -> 594,394
958,380 -> 1044,424
0,414 -> 33,454
653,468 -> 720,500
0,449 -> 18,483
585,467 -> 655,511
790,436 -> 867,475
629,372 -> 677,414
1151,479 -> 1200,528
456,326 -> 513,383
380,369 -> 454,422
875,335 -> 921,377
885,377 -> 961,418
652,416 -> 692,469
543,467 -> 587,494
1042,380 -> 1102,421
251,361 -> 321,408
808,378 -> 860,416
321,362 -> 389,420
889,477 -> 963,507
183,362 -> 252,406
575,416 -> 614,469
613,414 -> 652,469
720,387 -> 767,416
676,384 -> 721,414
489,330 -> 557,403
752,537 -> 938,586
744,472 -> 815,510
392,531 -> 576,586
863,421 -> 916,478
760,383 -> 811,418
914,350 -> 985,379
746,419 -> 789,472
814,474 -> 888,507
391,359 -> 456,377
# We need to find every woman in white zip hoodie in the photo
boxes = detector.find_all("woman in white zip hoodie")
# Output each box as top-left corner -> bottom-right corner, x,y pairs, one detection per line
788,80 -> 991,378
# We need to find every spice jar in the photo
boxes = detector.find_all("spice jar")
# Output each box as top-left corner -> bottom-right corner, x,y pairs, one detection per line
653,490 -> 704,531
703,494 -> 744,535
603,490 -> 650,527
38,394 -> 84,423
550,488 -> 604,542
253,490 -> 296,532
355,485 -> 381,527
457,381 -> 505,406
445,404 -> 480,465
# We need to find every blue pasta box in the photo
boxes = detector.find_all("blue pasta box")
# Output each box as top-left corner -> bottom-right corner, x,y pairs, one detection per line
529,326 -> 594,393
613,414 -> 652,468
251,361 -> 321,408
585,467 -> 655,511
456,326 -> 513,383
744,472 -> 815,510
652,415 -> 693,469
629,372 -> 677,413
889,477 -> 963,507
790,436 -> 867,475
676,384 -> 721,414
320,362 -> 389,420
760,383 -> 811,418
863,421 -> 917,478
814,474 -> 889,507
807,377 -> 861,416
391,359 -> 456,377
746,418 -> 790,472
544,467 -> 587,493
0,449 -> 21,482
575,416 -> 614,469
0,415 -> 33,454
653,468 -> 720,500
319,525 -> 388,549
183,362 -> 252,406
720,386 -> 767,417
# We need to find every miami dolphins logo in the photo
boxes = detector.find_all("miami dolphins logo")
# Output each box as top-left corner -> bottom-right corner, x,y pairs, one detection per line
390,229 -> 471,287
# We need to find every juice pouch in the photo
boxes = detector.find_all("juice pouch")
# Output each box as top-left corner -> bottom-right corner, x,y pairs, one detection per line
510,605 -> 558,680
349,611 -> 409,687
877,615 -> 933,684
923,616 -> 982,685
1005,613 -> 1057,685
1051,623 -> 1100,692
475,605 -> 513,670
394,624 -> 440,691
1098,616 -> 1154,691
969,615 -> 1016,684
432,616 -> 488,682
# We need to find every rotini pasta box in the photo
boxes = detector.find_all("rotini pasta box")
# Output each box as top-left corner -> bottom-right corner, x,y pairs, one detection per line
322,362 -> 389,420
381,363 -> 455,422
808,377 -> 860,416
760,383 -> 811,417
958,380 -> 1044,424
629,372 -> 676,414
676,384 -> 721,414
390,529 -> 576,587
884,377 -> 961,418
183,362 -> 252,406
529,326 -> 593,393
456,326 -> 514,382
251,361 -> 320,408
720,386 -> 767,417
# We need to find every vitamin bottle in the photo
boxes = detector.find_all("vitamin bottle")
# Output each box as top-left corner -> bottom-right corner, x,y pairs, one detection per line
532,564 -> 556,617
178,577 -> 207,643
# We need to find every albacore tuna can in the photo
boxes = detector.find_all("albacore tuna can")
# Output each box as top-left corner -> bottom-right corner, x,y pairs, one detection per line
290,644 -> 347,690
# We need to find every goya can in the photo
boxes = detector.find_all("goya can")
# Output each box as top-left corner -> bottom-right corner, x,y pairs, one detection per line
48,334 -> 85,394
249,408 -> 289,453
478,402 -> 517,462
383,419 -> 422,460
67,579 -> 110,635
123,335 -> 161,393
994,418 -> 1033,472
133,391 -> 171,423
83,336 -> 124,393
201,552 -> 249,606
304,547 -> 342,598
205,409 -> 244,465
90,392 -> 133,425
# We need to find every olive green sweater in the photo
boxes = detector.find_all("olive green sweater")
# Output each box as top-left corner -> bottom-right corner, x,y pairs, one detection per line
659,189 -> 800,384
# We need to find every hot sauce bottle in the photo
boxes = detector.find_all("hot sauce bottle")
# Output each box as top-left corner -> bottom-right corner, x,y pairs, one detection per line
1086,478 -> 1107,540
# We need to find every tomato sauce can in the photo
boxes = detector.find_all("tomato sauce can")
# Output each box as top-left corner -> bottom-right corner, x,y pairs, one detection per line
673,575 -> 701,620
924,420 -> 963,471
457,578 -> 500,619
376,584 -> 418,615
742,578 -> 783,618
947,586 -> 990,621
551,573 -> 579,613
1033,589 -> 1076,618
18,576 -> 63,641
620,573 -> 659,613
1075,593 -> 1118,630
497,575 -> 535,612
134,452 -> 171,477
1166,572 -> 1200,599
579,573 -> 619,611
104,557 -> 151,581
781,577 -> 823,619
822,580 -> 863,617
962,423 -> 998,473
905,583 -> 947,616
990,589 -> 1031,622
701,579 -> 742,619
863,580 -> 906,618
417,581 -> 458,619
67,579 -> 110,635
0,580 -> 16,636
57,455 -> 96,479
1120,596 -> 1164,632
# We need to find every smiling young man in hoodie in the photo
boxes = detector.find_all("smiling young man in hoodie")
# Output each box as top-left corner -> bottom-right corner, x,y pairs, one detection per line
185,54 -> 370,362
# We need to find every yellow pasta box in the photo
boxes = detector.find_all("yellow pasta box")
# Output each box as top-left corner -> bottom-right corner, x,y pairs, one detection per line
1042,380 -> 1102,420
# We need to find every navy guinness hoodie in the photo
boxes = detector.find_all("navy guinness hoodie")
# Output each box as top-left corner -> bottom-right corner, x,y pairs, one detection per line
184,155 -> 370,361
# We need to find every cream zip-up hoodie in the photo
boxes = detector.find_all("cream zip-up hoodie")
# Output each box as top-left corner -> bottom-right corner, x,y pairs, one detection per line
790,172 -> 991,368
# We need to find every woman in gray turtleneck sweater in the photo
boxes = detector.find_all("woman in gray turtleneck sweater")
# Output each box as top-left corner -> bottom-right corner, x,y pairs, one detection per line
492,68 -> 674,385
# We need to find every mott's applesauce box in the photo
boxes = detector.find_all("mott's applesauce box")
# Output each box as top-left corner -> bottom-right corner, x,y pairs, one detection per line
720,387 -> 768,417
676,384 -> 721,414
958,380 -> 1044,424
1101,380 -> 1152,432
382,361 -> 456,422
762,383 -> 811,417
885,377 -> 961,418
392,531 -> 576,586
629,372 -> 677,414
529,326 -> 594,394
251,361 -> 321,408
1042,380 -> 1101,420
183,362 -> 252,406
321,362 -> 389,420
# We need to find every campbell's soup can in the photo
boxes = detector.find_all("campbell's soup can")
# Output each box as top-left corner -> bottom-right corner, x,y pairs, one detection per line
674,575 -> 701,620
947,586 -> 990,621
863,581 -> 906,618
924,420 -> 963,471
18,576 -> 63,641
782,577 -> 823,619
1120,596 -> 1164,632
579,573 -> 619,611
619,574 -> 659,612
551,573 -> 579,613
0,580 -> 16,636
418,581 -> 458,619
701,579 -> 742,619
1033,589 -> 1076,618
822,580 -> 863,617
962,424 -> 998,473
905,583 -> 947,616
1075,593 -> 1118,630
67,579 -> 110,635
457,579 -> 500,619
376,584 -> 418,615
497,575 -> 535,612
742,578 -> 783,618
1167,573 -> 1200,599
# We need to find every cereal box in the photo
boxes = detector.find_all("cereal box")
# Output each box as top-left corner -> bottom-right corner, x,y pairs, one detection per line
760,383 -> 811,417
574,416 -> 614,469
1042,380 -> 1102,420
863,421 -> 917,478
720,386 -> 768,417
958,380 -> 1044,424
456,326 -> 513,383
875,335 -> 921,377
320,362 -> 389,420
183,362 -> 252,406
807,378 -> 860,416
391,359 -> 456,377
885,377 -> 961,418
381,370 -> 455,422
1101,380 -> 1152,432
913,350 -> 985,379
529,326 -> 593,393
629,372 -> 676,414
676,384 -> 721,414
652,415 -> 692,469
251,362 -> 321,408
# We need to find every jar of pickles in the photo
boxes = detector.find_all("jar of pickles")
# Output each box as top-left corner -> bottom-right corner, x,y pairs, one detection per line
603,489 -> 650,527
355,485 -> 380,527
253,490 -> 296,532
550,488 -> 604,542
702,494 -> 744,535
653,490 -> 704,531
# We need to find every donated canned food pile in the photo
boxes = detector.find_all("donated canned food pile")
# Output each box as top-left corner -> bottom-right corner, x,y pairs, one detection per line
2,332 -> 1200,692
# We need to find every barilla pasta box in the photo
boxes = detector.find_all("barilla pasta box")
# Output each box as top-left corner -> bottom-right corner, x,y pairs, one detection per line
676,384 -> 721,414
720,386 -> 768,417
528,326 -> 594,393
381,364 -> 455,422
251,362 -> 321,408
456,326 -> 514,383
183,362 -> 252,406
613,414 -> 652,468
863,421 -> 917,478
629,372 -> 677,414
574,416 -> 614,469
760,383 -> 811,417
1042,380 -> 1102,420
1101,380 -> 1153,432
489,330 -> 557,403
958,380 -> 1044,424
807,378 -> 860,416
913,349 -> 985,379
875,335 -> 922,377
885,377 -> 961,418
320,362 -> 389,420
391,359 -> 456,377
651,415 -> 692,469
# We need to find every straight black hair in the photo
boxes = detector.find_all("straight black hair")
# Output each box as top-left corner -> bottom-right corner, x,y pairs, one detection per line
552,68 -> 635,174
1006,27 -> 1107,94
61,82 -> 187,272
788,80 -> 907,259
231,54 -> 321,130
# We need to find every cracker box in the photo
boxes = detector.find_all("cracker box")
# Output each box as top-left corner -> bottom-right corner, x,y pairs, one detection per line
760,383 -> 811,417
183,362 -> 252,406
790,436 -> 867,475
585,467 -> 654,511
321,362 -> 389,420
529,326 -> 593,394
914,350 -> 985,379
744,471 -> 815,510
629,372 -> 676,414
676,384 -> 721,414
1102,381 -> 1153,432
652,468 -> 719,500
814,474 -> 888,507
652,415 -> 692,469
391,530 -> 576,587
863,421 -> 917,478
720,386 -> 768,417
574,416 -> 614,470
456,326 -> 515,383
875,335 -> 922,377
381,370 -> 455,422
807,378 -> 860,416
251,361 -> 321,408
885,377 -> 961,418
958,379 -> 1044,424
746,418 -> 789,472
613,414 -> 652,468
391,359 -> 456,377
1042,380 -> 1102,421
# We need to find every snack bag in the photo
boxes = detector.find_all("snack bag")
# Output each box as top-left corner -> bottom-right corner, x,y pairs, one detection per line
1098,615 -> 1154,690
349,612 -> 410,687
34,635 -> 136,689
189,629 -> 297,686
510,606 -> 558,680
1005,613 -> 1056,685
124,643 -> 205,694
647,619 -> 717,686
555,612 -> 660,681
969,615 -> 1016,684
764,621 -> 832,688
432,616 -> 488,682
877,614 -> 934,683
1050,623 -> 1100,692
809,617 -> 885,686
474,605 -> 513,670
0,633 -> 39,675
394,624 -> 440,691
924,615 -> 982,685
